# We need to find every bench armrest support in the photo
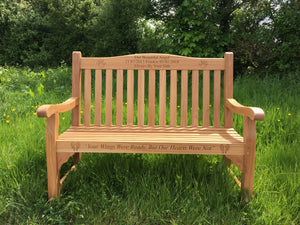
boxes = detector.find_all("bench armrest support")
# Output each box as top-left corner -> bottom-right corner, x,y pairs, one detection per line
37,97 -> 79,118
225,98 -> 265,121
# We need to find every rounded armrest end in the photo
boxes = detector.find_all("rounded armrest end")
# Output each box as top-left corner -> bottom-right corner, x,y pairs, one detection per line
37,105 -> 52,118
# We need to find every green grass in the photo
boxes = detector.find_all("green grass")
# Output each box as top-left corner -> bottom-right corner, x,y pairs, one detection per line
0,66 -> 299,224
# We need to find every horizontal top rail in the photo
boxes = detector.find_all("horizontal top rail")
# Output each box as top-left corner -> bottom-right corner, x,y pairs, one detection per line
80,53 -> 225,70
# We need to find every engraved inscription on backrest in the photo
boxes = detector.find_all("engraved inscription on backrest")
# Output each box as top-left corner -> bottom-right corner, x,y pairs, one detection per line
73,53 -> 232,128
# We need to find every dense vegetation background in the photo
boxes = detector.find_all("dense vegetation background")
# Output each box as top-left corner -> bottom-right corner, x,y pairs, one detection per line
0,0 -> 299,224
0,0 -> 299,75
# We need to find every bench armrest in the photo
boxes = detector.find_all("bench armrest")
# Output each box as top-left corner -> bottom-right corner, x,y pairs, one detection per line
225,98 -> 265,121
37,97 -> 79,118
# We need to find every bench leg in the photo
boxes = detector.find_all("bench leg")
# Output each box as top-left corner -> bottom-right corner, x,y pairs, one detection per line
46,113 -> 60,199
241,117 -> 256,200
73,153 -> 81,165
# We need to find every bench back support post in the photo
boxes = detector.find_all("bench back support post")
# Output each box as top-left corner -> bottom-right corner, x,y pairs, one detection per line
72,51 -> 82,126
224,52 -> 233,128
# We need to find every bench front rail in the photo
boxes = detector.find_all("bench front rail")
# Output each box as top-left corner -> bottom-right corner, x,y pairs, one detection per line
37,52 -> 264,200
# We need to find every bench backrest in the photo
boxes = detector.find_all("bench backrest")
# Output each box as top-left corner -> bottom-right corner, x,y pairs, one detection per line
71,52 -> 233,128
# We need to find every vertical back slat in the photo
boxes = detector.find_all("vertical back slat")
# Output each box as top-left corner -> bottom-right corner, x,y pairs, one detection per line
170,70 -> 177,127
224,52 -> 233,128
214,70 -> 221,127
72,51 -> 81,126
116,70 -> 123,126
105,69 -> 112,126
159,70 -> 166,126
192,70 -> 199,127
181,70 -> 188,126
203,70 -> 210,127
84,69 -> 91,126
148,70 -> 156,126
138,70 -> 144,126
127,70 -> 134,126
94,70 -> 102,126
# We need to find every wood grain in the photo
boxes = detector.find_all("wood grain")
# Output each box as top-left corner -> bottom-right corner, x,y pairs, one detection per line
94,70 -> 102,126
170,70 -> 177,127
192,70 -> 199,127
148,70 -> 156,126
181,70 -> 188,126
81,54 -> 225,70
138,70 -> 145,126
159,70 -> 166,126
214,70 -> 221,127
84,69 -> 91,126
127,70 -> 134,125
203,70 -> 210,127
116,70 -> 123,126
72,51 -> 81,126
224,52 -> 233,128
105,70 -> 112,126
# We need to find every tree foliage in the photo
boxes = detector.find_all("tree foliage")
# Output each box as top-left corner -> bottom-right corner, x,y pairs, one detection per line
0,0 -> 152,67
157,0 -> 230,57
153,0 -> 299,74
0,0 -> 299,75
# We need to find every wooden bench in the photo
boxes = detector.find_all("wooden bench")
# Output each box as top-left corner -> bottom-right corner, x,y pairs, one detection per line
37,51 -> 264,200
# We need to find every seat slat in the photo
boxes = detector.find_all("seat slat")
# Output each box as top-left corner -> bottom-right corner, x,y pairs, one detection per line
105,69 -> 112,126
170,70 -> 177,127
192,70 -> 199,127
65,126 -> 240,134
214,70 -> 221,127
127,70 -> 134,125
116,70 -> 123,126
203,70 -> 210,127
59,132 -> 243,141
94,70 -> 102,126
148,70 -> 156,126
181,70 -> 188,126
159,70 -> 166,126
138,70 -> 144,126
84,69 -> 91,126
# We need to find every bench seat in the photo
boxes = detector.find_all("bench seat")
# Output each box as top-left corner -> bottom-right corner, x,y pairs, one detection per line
57,126 -> 244,155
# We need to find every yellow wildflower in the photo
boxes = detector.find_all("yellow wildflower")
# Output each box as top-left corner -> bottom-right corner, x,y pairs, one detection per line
277,119 -> 280,122
3,114 -> 6,117
91,105 -> 94,108
288,113 -> 291,116
33,112 -> 37,115
276,107 -> 279,110
6,120 -> 10,123
7,115 -> 9,118
177,105 -> 180,108
81,111 -> 83,114
62,117 -> 65,120
125,102 -> 127,105
12,109 -> 15,112
209,105 -> 212,107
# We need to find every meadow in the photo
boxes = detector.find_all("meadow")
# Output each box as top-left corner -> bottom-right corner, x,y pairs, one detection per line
0,66 -> 299,224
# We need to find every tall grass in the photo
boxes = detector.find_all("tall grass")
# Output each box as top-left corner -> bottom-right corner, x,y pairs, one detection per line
0,66 -> 299,224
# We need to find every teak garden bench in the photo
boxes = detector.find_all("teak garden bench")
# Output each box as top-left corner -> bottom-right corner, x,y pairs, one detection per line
37,51 -> 264,200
